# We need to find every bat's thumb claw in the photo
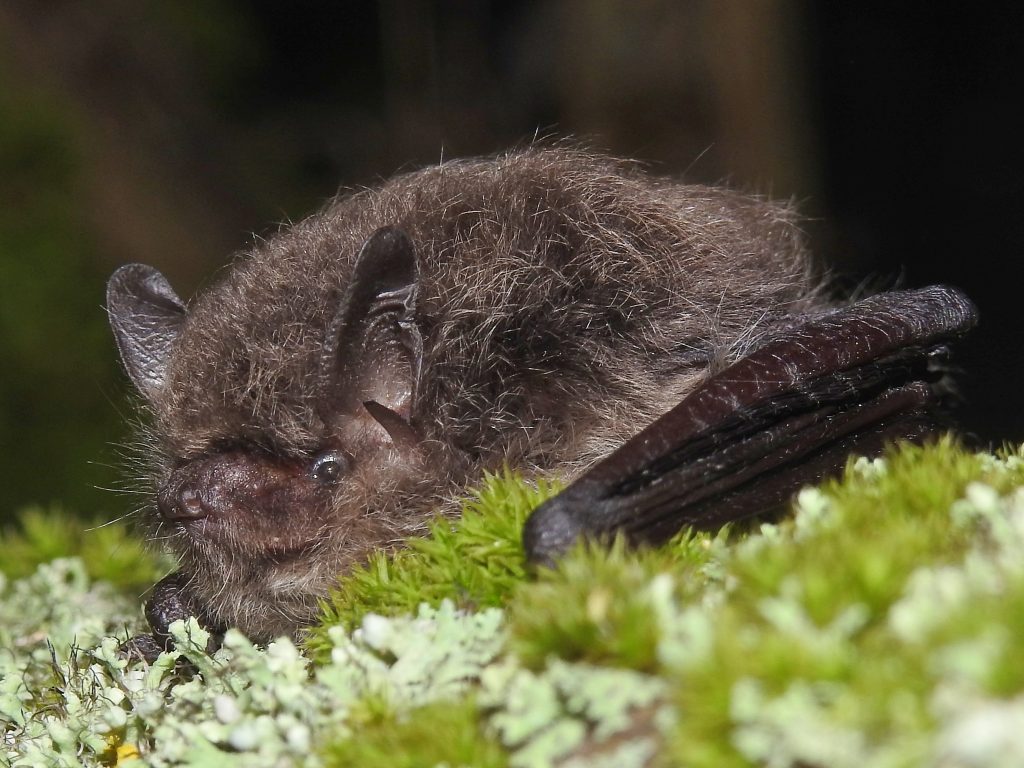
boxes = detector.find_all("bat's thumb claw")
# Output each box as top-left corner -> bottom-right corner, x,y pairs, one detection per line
523,494 -> 588,566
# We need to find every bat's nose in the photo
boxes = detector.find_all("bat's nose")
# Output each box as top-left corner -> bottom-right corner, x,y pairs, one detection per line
157,484 -> 210,521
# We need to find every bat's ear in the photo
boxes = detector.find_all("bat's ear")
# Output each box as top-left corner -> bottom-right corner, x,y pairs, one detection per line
106,264 -> 187,402
324,226 -> 423,441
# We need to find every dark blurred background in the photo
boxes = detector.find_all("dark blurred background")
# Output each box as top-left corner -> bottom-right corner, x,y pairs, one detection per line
1,1 -> 1021,522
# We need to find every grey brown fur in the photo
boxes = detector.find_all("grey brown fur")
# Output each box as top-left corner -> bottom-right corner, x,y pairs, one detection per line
111,147 -> 826,641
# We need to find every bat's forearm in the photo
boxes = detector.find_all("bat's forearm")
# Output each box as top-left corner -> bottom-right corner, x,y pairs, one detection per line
524,286 -> 978,563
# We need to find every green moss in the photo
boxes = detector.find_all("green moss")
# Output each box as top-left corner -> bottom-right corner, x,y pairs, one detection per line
306,470 -> 559,659
0,506 -> 167,592
321,698 -> 508,768
506,531 -> 727,671
727,438 -> 1023,626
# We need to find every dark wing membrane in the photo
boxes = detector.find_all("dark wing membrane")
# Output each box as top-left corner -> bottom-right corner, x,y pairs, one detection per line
523,286 -> 978,563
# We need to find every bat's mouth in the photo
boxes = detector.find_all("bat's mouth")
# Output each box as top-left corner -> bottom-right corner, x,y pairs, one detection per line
174,515 -> 327,564
257,535 -> 326,562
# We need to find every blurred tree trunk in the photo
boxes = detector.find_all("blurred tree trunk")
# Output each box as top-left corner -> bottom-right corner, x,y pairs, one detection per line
556,0 -> 817,198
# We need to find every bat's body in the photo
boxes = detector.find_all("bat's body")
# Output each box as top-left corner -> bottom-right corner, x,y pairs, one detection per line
106,147 -> 975,648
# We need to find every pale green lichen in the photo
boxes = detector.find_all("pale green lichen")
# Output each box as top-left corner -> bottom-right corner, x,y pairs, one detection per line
932,690 -> 1024,768
2,603 -> 507,767
480,657 -> 668,768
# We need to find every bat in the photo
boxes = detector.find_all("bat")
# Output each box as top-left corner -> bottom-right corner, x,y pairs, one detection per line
105,147 -> 977,655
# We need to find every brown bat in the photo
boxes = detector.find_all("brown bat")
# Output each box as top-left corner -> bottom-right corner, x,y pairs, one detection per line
106,147 -> 976,653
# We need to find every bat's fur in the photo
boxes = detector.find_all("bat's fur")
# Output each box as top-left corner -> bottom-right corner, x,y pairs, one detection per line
122,147 -> 826,640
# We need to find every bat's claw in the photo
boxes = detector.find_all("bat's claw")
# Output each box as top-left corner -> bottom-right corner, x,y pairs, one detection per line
523,493 -> 587,567
118,633 -> 168,664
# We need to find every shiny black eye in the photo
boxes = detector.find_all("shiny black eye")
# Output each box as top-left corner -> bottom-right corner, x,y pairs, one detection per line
310,451 -> 347,485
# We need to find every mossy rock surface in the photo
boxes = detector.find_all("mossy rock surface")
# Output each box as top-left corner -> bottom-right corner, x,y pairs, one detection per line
4,439 -> 1024,767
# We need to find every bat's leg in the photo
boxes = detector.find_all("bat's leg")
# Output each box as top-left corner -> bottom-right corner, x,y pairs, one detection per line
524,286 -> 978,565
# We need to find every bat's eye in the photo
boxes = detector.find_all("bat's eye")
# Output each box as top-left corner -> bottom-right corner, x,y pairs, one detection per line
310,451 -> 348,485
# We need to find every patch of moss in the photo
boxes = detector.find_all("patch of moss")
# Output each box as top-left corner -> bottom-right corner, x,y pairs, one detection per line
306,470 -> 559,659
726,438 -> 1023,626
321,697 -> 508,768
506,531 -> 728,672
0,506 -> 167,593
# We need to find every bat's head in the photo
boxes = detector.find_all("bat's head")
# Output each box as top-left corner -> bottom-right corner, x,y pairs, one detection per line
106,227 -> 431,639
